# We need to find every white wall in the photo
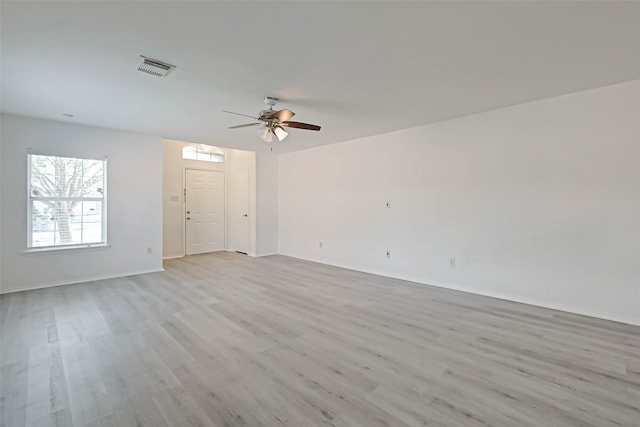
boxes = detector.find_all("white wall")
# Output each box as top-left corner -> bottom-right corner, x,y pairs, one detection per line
256,152 -> 278,255
278,80 -> 640,325
0,114 -> 164,293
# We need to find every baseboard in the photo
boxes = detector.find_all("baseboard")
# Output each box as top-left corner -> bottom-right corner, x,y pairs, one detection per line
162,255 -> 184,260
279,254 -> 640,327
420,280 -> 640,327
254,252 -> 277,257
0,268 -> 165,294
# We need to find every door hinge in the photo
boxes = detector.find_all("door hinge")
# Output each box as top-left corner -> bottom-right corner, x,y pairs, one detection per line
183,188 -> 186,202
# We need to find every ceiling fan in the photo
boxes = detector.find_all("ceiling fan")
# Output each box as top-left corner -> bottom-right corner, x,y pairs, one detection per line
223,97 -> 321,142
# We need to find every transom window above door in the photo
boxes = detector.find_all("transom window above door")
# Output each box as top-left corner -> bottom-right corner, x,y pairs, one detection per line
182,144 -> 225,163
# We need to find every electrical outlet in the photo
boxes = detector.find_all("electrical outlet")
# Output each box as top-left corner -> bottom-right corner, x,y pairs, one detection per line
385,201 -> 391,208
386,250 -> 391,258
147,247 -> 153,255
450,257 -> 456,268
319,241 -> 323,248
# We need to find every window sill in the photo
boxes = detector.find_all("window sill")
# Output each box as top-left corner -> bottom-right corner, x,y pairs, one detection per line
24,244 -> 111,255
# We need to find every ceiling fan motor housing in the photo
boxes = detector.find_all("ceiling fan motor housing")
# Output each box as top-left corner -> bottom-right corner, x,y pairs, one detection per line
264,96 -> 279,107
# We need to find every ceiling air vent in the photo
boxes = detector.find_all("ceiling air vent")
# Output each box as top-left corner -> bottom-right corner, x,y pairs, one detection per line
136,55 -> 176,77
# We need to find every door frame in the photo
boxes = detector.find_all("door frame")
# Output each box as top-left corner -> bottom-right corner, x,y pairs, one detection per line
183,167 -> 227,256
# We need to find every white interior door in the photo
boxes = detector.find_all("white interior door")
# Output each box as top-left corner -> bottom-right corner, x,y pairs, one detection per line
228,168 -> 249,254
185,169 -> 225,255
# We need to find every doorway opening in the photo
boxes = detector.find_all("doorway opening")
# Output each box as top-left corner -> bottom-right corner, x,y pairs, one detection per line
162,139 -> 256,259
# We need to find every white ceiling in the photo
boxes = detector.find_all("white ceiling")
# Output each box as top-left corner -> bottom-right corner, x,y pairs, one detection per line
2,1 -> 640,152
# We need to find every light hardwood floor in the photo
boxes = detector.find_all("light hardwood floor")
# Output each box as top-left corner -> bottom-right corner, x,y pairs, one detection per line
1,252 -> 639,426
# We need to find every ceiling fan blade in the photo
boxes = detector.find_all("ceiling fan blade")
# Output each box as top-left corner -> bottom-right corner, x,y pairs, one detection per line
281,121 -> 321,131
228,123 -> 261,129
273,109 -> 295,122
221,110 -> 258,120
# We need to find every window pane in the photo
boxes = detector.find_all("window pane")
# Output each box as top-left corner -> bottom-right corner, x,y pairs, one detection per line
82,159 -> 105,197
182,146 -> 197,160
210,153 -> 224,163
196,151 -> 210,161
31,200 -> 55,247
30,155 -> 94,198
30,155 -> 57,197
50,200 -> 81,245
32,200 -> 104,247
80,201 -> 103,244
64,158 -> 83,197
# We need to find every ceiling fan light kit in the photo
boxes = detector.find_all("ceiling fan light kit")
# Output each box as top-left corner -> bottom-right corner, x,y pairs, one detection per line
223,97 -> 321,143
261,126 -> 273,143
273,125 -> 288,141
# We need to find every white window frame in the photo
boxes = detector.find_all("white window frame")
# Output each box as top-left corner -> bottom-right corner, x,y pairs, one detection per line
27,152 -> 108,251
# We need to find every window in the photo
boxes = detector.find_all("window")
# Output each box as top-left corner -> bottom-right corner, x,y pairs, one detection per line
182,144 -> 225,163
28,153 -> 106,249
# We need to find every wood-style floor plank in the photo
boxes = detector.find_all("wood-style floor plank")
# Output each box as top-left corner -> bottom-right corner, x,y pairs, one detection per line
1,252 -> 639,426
